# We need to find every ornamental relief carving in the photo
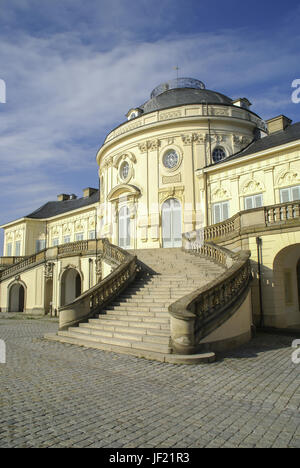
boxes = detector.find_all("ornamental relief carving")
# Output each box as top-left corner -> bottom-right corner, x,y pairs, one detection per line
181,133 -> 210,145
210,134 -> 227,144
159,110 -> 182,121
241,178 -> 265,195
159,187 -> 184,205
233,135 -> 252,147
75,221 -> 84,232
162,173 -> 181,184
138,139 -> 161,153
276,170 -> 300,188
211,186 -> 231,202
113,151 -> 137,168
211,107 -> 230,116
44,262 -> 54,280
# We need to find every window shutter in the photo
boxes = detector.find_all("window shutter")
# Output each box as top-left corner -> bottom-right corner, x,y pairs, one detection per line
292,186 -> 300,201
254,194 -> 263,208
214,204 -> 221,224
280,189 -> 290,203
222,202 -> 229,221
245,197 -> 253,210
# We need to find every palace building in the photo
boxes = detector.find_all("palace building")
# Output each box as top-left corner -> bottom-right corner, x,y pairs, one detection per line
1,78 -> 299,362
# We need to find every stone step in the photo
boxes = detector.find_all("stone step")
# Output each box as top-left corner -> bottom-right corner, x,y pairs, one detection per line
103,308 -> 169,318
88,317 -> 169,330
45,333 -> 216,365
69,326 -> 171,345
58,330 -> 172,354
99,314 -> 170,324
110,301 -> 171,310
83,321 -> 171,336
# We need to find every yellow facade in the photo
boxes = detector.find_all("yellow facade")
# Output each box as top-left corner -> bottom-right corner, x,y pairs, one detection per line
1,77 -> 300,332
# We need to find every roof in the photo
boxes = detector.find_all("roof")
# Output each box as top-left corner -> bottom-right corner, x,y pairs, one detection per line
140,87 -> 233,115
214,122 -> 300,165
26,190 -> 99,219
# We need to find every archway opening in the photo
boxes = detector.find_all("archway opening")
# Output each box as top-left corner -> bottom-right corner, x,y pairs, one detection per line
61,269 -> 82,306
297,259 -> 300,311
45,279 -> 53,315
162,198 -> 182,248
273,244 -> 300,328
9,283 -> 25,312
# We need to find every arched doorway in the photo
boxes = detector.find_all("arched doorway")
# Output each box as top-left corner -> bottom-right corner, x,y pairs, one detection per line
9,283 -> 25,312
61,268 -> 82,306
119,206 -> 131,249
297,259 -> 300,311
273,244 -> 300,328
162,198 -> 182,248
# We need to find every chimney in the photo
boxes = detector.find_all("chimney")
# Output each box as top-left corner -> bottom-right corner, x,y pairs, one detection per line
266,115 -> 292,134
83,187 -> 98,198
57,194 -> 70,201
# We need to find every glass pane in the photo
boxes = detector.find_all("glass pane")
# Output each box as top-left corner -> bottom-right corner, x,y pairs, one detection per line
222,202 -> 229,220
163,150 -> 179,169
245,196 -> 253,210
7,243 -> 12,256
254,194 -> 263,208
15,242 -> 21,256
280,189 -> 290,203
292,186 -> 300,201
213,204 -> 221,224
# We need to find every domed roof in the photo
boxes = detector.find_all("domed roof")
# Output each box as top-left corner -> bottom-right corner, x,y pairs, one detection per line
139,78 -> 233,115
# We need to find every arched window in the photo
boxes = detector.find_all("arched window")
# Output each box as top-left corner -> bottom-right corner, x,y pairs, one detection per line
212,147 -> 226,163
162,198 -> 182,248
119,206 -> 131,249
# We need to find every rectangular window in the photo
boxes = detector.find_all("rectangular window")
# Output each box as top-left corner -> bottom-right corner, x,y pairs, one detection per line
244,194 -> 263,210
15,241 -> 21,256
6,243 -> 12,257
89,230 -> 96,240
36,239 -> 46,253
280,185 -> 300,203
64,236 -> 71,244
75,232 -> 84,241
212,201 -> 230,224
52,238 -> 59,247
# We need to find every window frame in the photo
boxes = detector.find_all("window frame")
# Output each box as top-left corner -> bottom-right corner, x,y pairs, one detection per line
244,193 -> 263,210
280,185 -> 300,203
212,201 -> 230,224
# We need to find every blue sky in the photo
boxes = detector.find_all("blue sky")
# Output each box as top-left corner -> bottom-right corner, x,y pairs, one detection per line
0,0 -> 300,250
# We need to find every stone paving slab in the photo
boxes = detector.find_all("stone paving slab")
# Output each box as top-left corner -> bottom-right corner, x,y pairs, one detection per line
0,318 -> 299,448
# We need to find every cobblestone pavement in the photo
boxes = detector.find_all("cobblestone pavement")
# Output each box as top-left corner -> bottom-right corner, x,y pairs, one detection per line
0,319 -> 299,448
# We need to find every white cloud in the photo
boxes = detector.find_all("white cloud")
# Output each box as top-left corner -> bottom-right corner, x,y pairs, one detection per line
0,2 -> 300,251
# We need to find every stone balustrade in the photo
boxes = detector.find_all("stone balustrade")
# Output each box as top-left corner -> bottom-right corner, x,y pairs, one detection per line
59,240 -> 138,330
169,240 -> 251,354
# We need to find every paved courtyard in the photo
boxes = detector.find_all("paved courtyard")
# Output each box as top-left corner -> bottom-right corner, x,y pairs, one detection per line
0,317 -> 299,448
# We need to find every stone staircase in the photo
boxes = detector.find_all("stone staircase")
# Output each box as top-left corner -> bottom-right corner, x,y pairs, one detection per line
48,248 -> 225,362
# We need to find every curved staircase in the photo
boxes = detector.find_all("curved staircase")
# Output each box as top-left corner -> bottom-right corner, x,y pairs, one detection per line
47,248 -> 225,363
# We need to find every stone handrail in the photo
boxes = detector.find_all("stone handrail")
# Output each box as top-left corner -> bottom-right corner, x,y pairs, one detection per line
58,240 -> 90,255
193,200 -> 300,244
0,251 -> 46,280
0,240 -> 98,282
265,200 -> 300,224
59,239 -> 138,330
169,241 -> 251,354
0,256 -> 28,268
203,213 -> 241,241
